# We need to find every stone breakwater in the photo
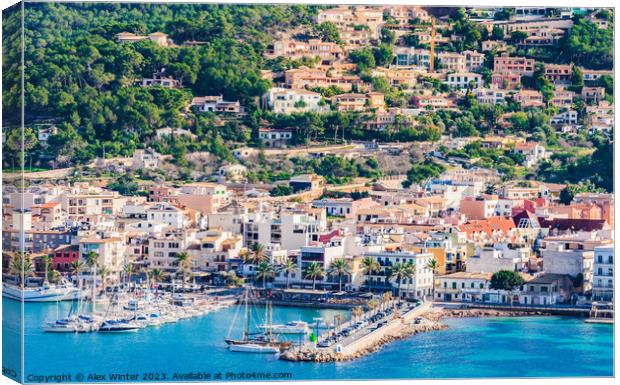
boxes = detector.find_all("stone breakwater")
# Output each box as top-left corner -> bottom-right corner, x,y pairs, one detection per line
280,322 -> 448,363
422,308 -> 553,322
280,305 -> 555,363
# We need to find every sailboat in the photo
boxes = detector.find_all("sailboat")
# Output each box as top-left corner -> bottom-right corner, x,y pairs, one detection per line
225,288 -> 291,353
42,301 -> 97,333
43,279 -> 97,333
98,292 -> 142,332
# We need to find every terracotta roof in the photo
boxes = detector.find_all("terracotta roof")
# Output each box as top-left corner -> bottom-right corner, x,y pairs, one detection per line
318,230 -> 341,244
457,217 -> 516,236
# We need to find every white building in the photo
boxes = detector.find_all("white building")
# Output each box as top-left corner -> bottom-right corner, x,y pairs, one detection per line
592,245 -> 613,301
363,251 -> 434,299
444,72 -> 483,89
474,87 -> 507,105
131,149 -> 161,170
146,202 -> 191,229
37,125 -> 58,143
258,129 -> 293,148
190,95 -> 242,114
197,230 -> 243,272
436,272 -> 494,302
218,164 -> 247,182
147,230 -> 199,272
513,142 -> 547,167
262,88 -> 326,114
550,109 -> 578,125
243,211 -> 327,250
467,243 -> 531,273
541,237 -> 595,291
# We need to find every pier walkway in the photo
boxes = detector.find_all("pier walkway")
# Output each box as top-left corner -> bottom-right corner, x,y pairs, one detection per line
290,300 -> 430,356
338,301 -> 431,356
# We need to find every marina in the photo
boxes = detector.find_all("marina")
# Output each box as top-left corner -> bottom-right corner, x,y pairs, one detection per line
2,297 -> 613,381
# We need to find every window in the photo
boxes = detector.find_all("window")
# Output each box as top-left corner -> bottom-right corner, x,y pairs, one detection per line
452,282 -> 457,289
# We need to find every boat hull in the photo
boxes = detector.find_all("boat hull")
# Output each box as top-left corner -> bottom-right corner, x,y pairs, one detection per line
228,344 -> 280,353
3,284 -> 80,302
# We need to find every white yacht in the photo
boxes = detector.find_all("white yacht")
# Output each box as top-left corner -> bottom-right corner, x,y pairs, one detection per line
98,319 -> 142,332
258,320 -> 309,334
43,318 -> 97,333
3,282 -> 80,302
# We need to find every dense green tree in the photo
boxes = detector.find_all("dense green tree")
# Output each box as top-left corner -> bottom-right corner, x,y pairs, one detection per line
562,16 -> 613,69
315,21 -> 342,44
490,270 -> 525,292
403,159 -> 445,187
349,47 -> 376,72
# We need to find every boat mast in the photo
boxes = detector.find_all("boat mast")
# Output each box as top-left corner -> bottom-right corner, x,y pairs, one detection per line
244,288 -> 250,341
269,300 -> 272,341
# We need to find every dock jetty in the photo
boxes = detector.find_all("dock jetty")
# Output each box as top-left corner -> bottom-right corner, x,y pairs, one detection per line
281,301 -> 445,362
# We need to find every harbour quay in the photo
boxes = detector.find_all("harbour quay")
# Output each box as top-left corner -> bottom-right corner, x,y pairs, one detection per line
281,301 -> 440,362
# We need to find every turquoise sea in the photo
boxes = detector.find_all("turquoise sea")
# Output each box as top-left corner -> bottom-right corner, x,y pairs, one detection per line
2,298 -> 614,382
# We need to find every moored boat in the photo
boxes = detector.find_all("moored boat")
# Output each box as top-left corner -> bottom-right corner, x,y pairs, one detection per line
225,288 -> 292,353
228,343 -> 280,353
43,318 -> 97,333
258,320 -> 309,334
98,319 -> 142,332
3,282 -> 81,302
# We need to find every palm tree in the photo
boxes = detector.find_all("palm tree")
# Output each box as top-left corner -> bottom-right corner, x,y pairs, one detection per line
360,256 -> 380,292
123,263 -> 133,290
255,261 -> 275,288
175,252 -> 193,290
48,269 -> 61,284
426,258 -> 439,301
367,299 -> 380,318
219,271 -> 244,287
238,248 -> 250,263
247,242 -> 267,265
39,255 -> 52,284
241,243 -> 267,286
149,268 -> 164,295
304,262 -> 325,291
278,259 -> 298,289
327,258 -> 350,292
10,252 -> 34,288
351,306 -> 364,322
381,291 -> 393,310
98,266 -> 109,294
85,251 -> 100,299
71,260 -> 84,292
390,261 -> 416,302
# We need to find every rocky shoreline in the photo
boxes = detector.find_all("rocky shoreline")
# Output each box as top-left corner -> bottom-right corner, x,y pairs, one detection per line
281,306 -> 553,363
422,308 -> 553,322
280,322 -> 448,362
